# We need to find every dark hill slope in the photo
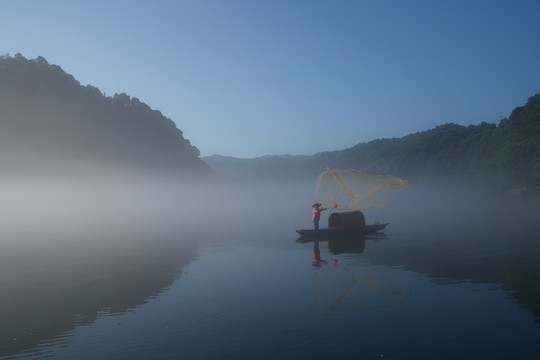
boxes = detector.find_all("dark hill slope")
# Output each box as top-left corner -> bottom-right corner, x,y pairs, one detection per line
0,54 -> 212,180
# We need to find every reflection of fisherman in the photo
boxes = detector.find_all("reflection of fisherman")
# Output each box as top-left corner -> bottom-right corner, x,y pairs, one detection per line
312,203 -> 327,230
312,240 -> 326,267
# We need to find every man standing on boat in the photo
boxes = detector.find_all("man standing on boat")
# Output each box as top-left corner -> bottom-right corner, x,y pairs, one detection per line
312,203 -> 327,230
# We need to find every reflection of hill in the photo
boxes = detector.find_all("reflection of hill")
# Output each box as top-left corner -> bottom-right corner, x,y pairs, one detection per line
365,200 -> 540,323
0,231 -> 200,357
0,184 -> 204,358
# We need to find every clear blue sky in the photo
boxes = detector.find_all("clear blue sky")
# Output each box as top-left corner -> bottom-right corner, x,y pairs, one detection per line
2,0 -> 540,158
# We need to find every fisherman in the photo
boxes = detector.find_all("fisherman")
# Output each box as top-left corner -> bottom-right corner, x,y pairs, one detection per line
312,203 -> 327,230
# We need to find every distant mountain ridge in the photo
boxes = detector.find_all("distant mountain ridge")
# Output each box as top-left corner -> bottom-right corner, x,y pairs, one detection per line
204,95 -> 540,190
0,54 -> 213,180
203,154 -> 311,181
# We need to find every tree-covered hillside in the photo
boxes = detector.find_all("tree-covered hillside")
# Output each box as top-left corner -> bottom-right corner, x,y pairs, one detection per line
205,95 -> 540,191
0,54 -> 213,180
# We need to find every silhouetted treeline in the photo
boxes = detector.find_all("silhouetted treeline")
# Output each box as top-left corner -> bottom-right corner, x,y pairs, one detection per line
0,54 -> 212,180
205,95 -> 540,191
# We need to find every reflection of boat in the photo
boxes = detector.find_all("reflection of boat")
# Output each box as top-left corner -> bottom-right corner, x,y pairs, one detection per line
328,237 -> 366,254
297,217 -> 408,317
296,223 -> 388,238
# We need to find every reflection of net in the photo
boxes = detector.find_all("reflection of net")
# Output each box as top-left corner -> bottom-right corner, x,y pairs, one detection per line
314,264 -> 410,317
314,168 -> 409,210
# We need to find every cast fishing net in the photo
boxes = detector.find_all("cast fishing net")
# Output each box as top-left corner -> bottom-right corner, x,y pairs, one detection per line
313,168 -> 409,210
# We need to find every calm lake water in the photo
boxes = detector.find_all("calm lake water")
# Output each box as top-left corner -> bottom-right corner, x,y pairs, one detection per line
1,180 -> 540,359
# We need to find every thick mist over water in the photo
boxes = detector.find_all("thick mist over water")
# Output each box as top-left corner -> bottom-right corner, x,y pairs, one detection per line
2,175 -> 538,245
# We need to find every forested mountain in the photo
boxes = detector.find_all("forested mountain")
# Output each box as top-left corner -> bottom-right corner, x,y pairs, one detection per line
0,54 -> 213,180
2,54 -> 537,189
205,95 -> 540,191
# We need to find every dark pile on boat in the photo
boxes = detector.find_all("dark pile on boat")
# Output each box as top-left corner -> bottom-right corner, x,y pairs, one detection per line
296,210 -> 387,238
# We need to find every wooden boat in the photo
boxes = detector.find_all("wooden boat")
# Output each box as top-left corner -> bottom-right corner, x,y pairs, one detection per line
295,223 -> 388,238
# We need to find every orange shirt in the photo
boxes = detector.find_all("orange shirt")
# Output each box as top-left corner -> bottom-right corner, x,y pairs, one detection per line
313,208 -> 322,221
